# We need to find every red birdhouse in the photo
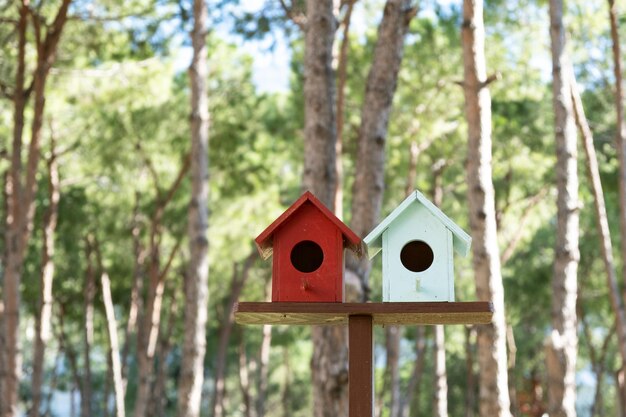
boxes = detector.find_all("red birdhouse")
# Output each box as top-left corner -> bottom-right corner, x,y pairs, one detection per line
255,191 -> 362,302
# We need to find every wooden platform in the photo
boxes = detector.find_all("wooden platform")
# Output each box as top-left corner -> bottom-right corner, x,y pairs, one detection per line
234,301 -> 493,326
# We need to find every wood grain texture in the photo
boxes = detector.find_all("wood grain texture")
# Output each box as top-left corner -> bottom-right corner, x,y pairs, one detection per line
234,302 -> 493,326
349,315 -> 373,417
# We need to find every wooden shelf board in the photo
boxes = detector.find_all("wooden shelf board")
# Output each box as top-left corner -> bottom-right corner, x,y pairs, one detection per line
234,301 -> 493,326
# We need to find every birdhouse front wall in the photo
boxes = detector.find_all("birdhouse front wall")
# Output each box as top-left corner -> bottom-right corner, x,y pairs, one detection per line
271,202 -> 344,302
382,203 -> 454,302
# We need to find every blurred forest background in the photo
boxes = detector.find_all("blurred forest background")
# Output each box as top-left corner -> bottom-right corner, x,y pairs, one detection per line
1,0 -> 626,416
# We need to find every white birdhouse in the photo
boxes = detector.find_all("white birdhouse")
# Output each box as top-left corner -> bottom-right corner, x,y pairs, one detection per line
364,190 -> 471,302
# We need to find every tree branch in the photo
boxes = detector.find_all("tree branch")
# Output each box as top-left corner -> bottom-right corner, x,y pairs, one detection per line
134,140 -> 162,201
481,72 -> 501,87
159,152 -> 191,210
278,0 -> 307,30
500,186 -> 549,266
157,238 -> 182,284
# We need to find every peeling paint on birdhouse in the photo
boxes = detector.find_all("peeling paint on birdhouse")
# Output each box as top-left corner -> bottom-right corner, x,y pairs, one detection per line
364,190 -> 471,302
255,191 -> 363,302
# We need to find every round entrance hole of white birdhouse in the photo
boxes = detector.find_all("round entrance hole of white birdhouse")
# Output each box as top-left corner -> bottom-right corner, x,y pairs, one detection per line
290,240 -> 324,273
400,240 -> 434,272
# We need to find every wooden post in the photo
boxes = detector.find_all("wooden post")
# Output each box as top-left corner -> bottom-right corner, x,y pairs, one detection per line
349,315 -> 373,417
235,301 -> 493,417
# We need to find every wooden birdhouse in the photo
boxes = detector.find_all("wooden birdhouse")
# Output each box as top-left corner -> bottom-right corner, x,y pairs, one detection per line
364,190 -> 471,302
255,191 -> 362,302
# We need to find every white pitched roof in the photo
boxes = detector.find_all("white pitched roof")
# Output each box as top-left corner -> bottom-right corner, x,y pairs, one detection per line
364,190 -> 472,259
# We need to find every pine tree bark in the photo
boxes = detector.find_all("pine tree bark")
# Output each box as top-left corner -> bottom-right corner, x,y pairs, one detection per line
431,163 -> 449,417
349,0 -> 416,260
256,279 -> 273,417
237,336 -> 253,417
399,326 -> 427,417
256,323 -> 272,415
570,67 -> 626,372
302,0 -> 337,208
121,195 -> 146,385
99,268 -> 126,417
30,137 -> 60,417
461,1 -> 512,416
82,238 -> 95,417
380,325 -> 401,417
607,0 -> 626,303
281,347 -> 291,417
464,326 -> 477,417
176,0 -> 209,414
134,154 -> 187,417
545,1 -> 579,416
334,0 -> 356,218
151,281 -> 179,417
2,2 -> 71,415
56,304 -> 83,417
2,4 -> 31,414
434,325 -> 449,417
212,255 -> 255,417
309,2 -> 416,415
302,1 -> 345,415
580,305 -> 614,417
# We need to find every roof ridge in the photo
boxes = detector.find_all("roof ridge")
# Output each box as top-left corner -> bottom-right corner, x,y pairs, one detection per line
255,191 -> 363,259
363,190 -> 471,259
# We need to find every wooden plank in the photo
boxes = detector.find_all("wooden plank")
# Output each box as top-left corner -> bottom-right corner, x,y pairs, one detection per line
234,301 -> 493,326
349,315 -> 373,417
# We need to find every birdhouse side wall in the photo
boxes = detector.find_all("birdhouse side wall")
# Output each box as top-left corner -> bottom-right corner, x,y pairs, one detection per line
447,229 -> 455,301
382,203 -> 453,302
271,203 -> 344,302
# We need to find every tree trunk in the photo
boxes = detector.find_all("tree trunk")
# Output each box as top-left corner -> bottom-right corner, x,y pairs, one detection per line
238,335 -> 253,417
570,67 -> 626,370
257,278 -> 273,417
349,0 -> 416,261
430,164 -> 449,417
2,2 -> 71,414
56,304 -> 83,417
104,348 -> 113,417
133,238 -> 166,417
461,1 -> 512,416
42,348 -> 62,417
302,0 -> 337,207
433,326 -> 448,417
546,1 -> 579,416
1,4 -> 29,414
176,0 -> 210,414
212,255 -> 255,417
135,160 -> 187,417
282,347 -> 291,417
399,326 -> 427,417
506,325 -> 518,416
580,305 -> 615,417
30,137 -> 60,417
122,194 -> 146,385
152,282 -> 180,417
82,238 -> 95,417
302,0 -> 345,415
464,326 -> 477,417
379,325 -> 401,417
334,0 -> 356,218
617,368 -> 626,417
607,0 -> 626,303
100,269 -> 126,417
311,2 -> 416,415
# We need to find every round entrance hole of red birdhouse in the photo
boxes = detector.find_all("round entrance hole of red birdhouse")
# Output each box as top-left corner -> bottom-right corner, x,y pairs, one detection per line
290,240 -> 324,273
400,240 -> 434,272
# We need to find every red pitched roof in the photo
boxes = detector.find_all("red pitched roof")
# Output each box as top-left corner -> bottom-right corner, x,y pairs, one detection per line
255,191 -> 363,259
